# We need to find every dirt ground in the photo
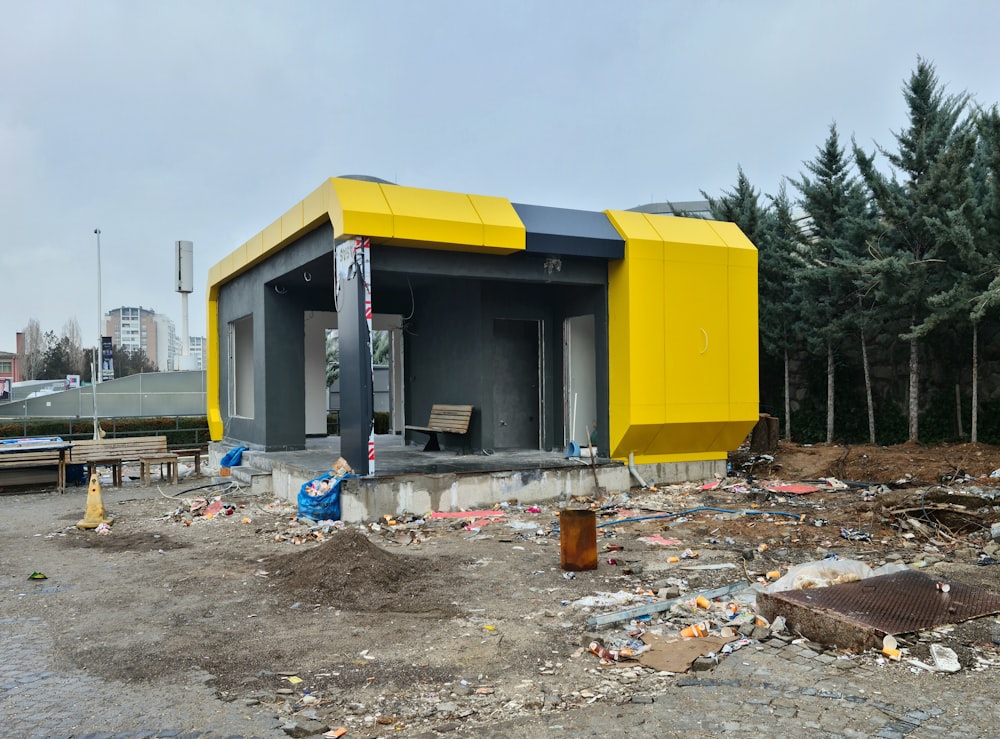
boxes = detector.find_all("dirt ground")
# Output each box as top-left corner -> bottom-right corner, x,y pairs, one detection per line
4,441 -> 1000,736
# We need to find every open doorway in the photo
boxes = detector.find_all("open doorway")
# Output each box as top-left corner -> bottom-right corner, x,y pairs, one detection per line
564,314 -> 596,448
493,318 -> 541,449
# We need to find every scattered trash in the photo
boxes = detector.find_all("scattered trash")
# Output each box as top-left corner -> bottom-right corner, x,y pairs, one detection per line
764,483 -> 822,495
763,558 -> 908,593
930,644 -> 961,673
28,572 -> 47,580
882,634 -> 901,661
680,621 -> 710,638
298,459 -> 356,522
637,631 -> 737,673
839,526 -> 872,542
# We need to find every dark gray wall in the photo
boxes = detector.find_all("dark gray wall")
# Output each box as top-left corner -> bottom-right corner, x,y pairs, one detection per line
217,223 -> 334,450
403,279 -> 485,450
215,230 -> 610,455
375,246 -> 610,454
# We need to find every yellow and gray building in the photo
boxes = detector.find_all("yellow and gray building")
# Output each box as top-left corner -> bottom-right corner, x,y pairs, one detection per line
207,176 -> 758,475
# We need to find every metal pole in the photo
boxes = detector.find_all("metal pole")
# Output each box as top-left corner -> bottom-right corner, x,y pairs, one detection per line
93,228 -> 102,440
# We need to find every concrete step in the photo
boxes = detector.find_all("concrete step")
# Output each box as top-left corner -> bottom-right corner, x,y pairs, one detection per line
225,464 -> 273,494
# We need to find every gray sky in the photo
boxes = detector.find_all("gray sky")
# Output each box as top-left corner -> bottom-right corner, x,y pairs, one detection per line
4,0 -> 1000,348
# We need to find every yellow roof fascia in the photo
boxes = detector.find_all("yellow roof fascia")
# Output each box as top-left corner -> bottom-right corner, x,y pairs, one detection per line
206,178 -> 526,439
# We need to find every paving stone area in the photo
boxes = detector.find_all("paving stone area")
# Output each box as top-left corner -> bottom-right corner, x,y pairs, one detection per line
8,614 -> 991,739
0,615 -> 286,738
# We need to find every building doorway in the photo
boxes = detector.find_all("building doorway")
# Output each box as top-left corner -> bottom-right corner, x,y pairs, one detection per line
493,318 -> 541,449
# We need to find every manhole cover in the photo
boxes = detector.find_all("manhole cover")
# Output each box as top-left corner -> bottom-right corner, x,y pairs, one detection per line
757,570 -> 1000,651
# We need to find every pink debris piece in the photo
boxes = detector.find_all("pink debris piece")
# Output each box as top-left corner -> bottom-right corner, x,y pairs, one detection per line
764,483 -> 821,495
638,534 -> 682,546
430,510 -> 506,519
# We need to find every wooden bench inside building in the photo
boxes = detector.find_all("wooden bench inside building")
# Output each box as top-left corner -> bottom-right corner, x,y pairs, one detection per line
405,404 -> 474,451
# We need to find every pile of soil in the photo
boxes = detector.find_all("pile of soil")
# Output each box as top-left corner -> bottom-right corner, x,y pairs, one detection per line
758,441 -> 1000,485
265,529 -> 466,615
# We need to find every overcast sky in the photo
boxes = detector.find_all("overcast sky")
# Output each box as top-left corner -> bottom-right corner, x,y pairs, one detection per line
4,1 -> 1000,348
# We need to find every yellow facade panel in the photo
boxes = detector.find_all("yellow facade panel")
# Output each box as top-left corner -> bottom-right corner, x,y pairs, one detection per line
468,194 -> 526,252
605,209 -> 662,243
715,418 -> 758,451
329,178 -> 394,239
280,202 -> 304,240
650,214 -> 728,249
633,450 -> 728,464
206,286 -> 223,441
605,209 -> 759,464
663,257 -> 729,413
382,186 -> 484,246
626,257 -> 667,408
244,232 -> 264,264
302,180 -> 332,226
709,220 -> 757,252
262,219 -> 282,256
648,421 -> 723,455
728,260 -> 759,416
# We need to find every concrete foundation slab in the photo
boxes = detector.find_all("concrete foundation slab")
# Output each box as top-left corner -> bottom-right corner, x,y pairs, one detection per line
210,435 -> 725,521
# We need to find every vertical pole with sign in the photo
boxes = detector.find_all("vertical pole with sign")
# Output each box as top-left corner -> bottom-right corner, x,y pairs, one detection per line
101,336 -> 114,382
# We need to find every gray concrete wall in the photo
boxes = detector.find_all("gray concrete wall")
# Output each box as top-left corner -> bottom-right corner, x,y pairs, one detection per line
404,279 -> 485,450
216,223 -> 335,450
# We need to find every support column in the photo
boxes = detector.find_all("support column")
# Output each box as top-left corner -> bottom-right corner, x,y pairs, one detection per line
335,238 -> 374,475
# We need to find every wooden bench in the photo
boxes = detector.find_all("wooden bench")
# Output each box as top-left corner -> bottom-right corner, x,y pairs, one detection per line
0,439 -> 72,492
71,436 -> 177,487
405,404 -> 474,451
170,446 -> 206,477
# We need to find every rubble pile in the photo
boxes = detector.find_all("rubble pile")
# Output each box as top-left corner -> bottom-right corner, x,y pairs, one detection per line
146,444 -> 1000,736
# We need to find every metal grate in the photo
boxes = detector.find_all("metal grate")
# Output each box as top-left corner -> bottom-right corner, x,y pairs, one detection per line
764,569 -> 1000,636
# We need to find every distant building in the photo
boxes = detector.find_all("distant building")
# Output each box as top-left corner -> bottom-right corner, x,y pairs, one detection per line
0,349 -> 17,401
105,306 -> 176,371
187,336 -> 206,370
153,313 -> 178,372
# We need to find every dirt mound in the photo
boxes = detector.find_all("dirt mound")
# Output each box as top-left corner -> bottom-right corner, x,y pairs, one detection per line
765,441 -> 1000,485
266,529 -> 465,615
57,529 -> 189,552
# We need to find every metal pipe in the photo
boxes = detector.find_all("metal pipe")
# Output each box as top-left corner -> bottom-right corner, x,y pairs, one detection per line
628,451 -> 648,488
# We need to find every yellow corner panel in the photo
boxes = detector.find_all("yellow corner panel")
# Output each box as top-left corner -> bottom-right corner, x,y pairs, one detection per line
206,286 -> 223,441
302,181 -> 332,226
329,178 -> 394,239
606,211 -> 759,464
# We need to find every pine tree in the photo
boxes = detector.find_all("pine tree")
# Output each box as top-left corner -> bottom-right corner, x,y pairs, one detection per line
794,124 -> 870,443
969,106 -> 1000,440
854,59 -> 972,441
761,185 -> 806,440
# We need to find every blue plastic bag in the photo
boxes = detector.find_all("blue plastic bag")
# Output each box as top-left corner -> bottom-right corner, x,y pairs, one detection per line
220,446 -> 247,468
298,472 -> 356,521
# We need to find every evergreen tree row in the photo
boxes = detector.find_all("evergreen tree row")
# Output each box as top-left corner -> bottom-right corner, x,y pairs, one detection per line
703,59 -> 1000,445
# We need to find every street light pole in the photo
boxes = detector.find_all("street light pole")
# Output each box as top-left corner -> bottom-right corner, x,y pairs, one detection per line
93,228 -> 102,440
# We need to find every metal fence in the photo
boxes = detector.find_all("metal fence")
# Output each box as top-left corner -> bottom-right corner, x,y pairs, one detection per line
0,370 -> 206,421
